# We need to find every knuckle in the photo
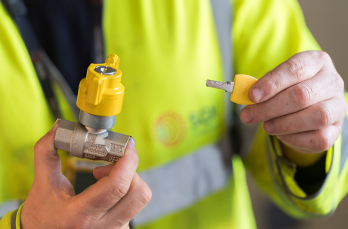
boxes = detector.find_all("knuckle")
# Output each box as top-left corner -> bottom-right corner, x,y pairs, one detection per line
110,217 -> 127,229
317,106 -> 332,127
264,104 -> 276,121
68,216 -> 93,229
317,51 -> 331,61
63,204 -> 95,229
335,73 -> 344,90
33,141 -> 40,153
112,221 -> 126,229
76,220 -> 90,229
253,103 -> 273,121
316,130 -> 332,151
135,183 -> 152,206
33,140 -> 44,155
343,100 -> 348,115
110,180 -> 129,200
291,85 -> 312,108
286,58 -> 306,80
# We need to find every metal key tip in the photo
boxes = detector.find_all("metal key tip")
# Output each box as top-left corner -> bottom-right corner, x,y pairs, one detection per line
206,80 -> 234,93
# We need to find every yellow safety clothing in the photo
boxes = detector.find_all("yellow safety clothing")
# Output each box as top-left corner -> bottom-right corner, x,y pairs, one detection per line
1,0 -> 348,229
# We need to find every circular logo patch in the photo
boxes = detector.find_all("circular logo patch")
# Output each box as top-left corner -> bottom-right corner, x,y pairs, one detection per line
155,112 -> 186,147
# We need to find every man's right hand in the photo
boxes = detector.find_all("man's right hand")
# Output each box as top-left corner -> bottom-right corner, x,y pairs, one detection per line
21,120 -> 152,229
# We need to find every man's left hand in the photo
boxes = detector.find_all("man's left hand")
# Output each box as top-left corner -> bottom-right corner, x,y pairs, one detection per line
240,51 -> 347,155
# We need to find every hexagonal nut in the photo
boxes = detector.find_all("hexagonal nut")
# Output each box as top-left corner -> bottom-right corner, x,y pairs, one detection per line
54,120 -> 76,152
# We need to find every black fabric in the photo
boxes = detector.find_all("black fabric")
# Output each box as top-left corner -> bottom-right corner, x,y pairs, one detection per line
294,153 -> 327,195
73,172 -> 98,194
22,0 -> 94,94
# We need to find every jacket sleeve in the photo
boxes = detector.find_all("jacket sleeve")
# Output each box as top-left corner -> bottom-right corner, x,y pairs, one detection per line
0,203 -> 24,229
233,0 -> 348,218
243,104 -> 348,218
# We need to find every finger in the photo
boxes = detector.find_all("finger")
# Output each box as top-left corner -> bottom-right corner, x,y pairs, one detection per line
276,125 -> 341,154
264,97 -> 346,135
93,164 -> 114,180
34,119 -> 62,182
102,173 -> 151,228
75,137 -> 139,215
241,69 -> 343,124
249,51 -> 332,103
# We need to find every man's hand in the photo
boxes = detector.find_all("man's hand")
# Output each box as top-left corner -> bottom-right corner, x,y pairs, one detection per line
240,51 -> 347,158
21,120 -> 152,229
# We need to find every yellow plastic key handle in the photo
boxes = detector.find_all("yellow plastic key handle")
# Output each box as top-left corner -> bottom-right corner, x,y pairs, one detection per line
230,74 -> 258,105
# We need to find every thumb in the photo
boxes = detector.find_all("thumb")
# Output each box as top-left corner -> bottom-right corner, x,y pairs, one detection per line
34,119 -> 62,183
93,137 -> 137,180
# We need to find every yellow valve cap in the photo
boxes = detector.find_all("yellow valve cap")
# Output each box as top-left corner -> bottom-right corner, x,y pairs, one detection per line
76,54 -> 125,116
230,74 -> 258,105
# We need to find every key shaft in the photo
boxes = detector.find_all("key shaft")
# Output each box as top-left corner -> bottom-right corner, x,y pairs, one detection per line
206,80 -> 234,93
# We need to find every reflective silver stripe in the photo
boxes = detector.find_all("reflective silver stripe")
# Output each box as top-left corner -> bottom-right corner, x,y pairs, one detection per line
133,142 -> 232,225
210,0 -> 233,126
339,116 -> 348,174
0,200 -> 22,218
210,0 -> 232,82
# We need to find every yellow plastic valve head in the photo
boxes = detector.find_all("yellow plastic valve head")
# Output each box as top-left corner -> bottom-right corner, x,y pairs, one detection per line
76,54 -> 125,116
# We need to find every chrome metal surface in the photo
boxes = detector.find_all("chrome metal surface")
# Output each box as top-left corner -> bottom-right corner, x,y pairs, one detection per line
206,80 -> 234,93
55,120 -> 130,163
54,120 -> 75,152
94,65 -> 116,75
86,127 -> 107,134
79,110 -> 116,129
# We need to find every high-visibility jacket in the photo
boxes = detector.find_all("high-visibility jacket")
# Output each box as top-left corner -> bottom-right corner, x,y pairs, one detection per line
1,0 -> 348,228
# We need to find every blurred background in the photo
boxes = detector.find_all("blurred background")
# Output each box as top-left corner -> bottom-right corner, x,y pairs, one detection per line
300,0 -> 348,87
248,1 -> 348,228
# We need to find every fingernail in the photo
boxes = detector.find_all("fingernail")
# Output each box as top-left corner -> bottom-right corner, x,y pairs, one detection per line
252,87 -> 263,102
49,118 -> 60,133
264,121 -> 275,134
94,166 -> 102,171
125,137 -> 136,155
240,108 -> 253,124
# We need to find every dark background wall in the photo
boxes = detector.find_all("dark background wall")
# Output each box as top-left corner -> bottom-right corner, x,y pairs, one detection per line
248,2 -> 348,229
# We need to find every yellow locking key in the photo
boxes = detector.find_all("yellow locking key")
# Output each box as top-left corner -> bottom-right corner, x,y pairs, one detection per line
206,74 -> 258,105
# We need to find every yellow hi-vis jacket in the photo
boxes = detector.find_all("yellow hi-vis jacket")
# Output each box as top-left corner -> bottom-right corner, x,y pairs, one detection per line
1,0 -> 348,228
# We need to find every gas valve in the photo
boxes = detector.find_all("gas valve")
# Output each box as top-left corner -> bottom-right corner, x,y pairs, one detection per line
54,54 -> 130,163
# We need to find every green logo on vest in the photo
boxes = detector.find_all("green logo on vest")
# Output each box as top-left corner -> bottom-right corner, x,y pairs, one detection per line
189,105 -> 219,135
